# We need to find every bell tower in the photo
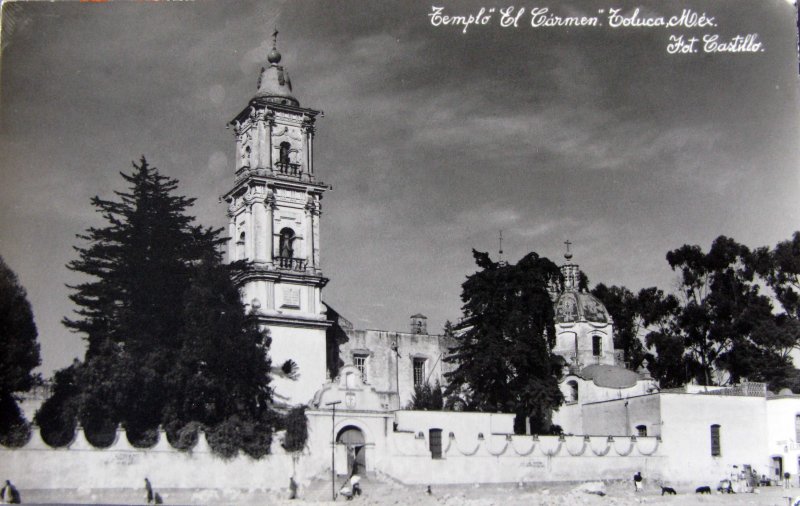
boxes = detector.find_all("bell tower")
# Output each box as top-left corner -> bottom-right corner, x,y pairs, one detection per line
222,32 -> 330,406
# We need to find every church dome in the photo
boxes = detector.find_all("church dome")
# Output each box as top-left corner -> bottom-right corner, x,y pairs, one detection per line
254,63 -> 299,107
553,248 -> 610,325
554,290 -> 610,324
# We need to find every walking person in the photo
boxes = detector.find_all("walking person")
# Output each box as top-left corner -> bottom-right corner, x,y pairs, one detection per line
1,480 -> 20,504
144,478 -> 154,504
350,474 -> 362,497
633,471 -> 643,492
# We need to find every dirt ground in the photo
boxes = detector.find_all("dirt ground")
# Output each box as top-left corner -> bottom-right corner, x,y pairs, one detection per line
278,480 -> 800,506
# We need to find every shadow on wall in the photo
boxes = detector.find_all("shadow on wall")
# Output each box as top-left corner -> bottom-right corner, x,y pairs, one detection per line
325,305 -> 352,379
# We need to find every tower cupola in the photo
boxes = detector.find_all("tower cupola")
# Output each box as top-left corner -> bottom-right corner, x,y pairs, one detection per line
254,30 -> 299,107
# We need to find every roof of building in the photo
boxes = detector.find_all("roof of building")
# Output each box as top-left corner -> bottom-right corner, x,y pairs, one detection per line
554,290 -> 610,325
553,252 -> 611,325
253,32 -> 299,107
579,364 -> 640,389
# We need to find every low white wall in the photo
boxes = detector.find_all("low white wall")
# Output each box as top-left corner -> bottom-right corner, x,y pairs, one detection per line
377,431 -> 662,484
581,394 -> 662,437
0,427 -> 323,493
395,410 -> 515,439
6,400 -> 783,493
552,402 -> 582,434
658,393 -> 769,482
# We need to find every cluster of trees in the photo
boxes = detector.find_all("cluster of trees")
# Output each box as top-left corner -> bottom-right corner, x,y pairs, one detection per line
407,381 -> 444,411
591,234 -> 800,392
34,159 -> 277,457
0,256 -> 42,446
444,234 -> 800,434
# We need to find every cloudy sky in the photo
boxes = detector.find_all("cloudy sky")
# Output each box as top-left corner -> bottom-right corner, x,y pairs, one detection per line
1,0 -> 798,375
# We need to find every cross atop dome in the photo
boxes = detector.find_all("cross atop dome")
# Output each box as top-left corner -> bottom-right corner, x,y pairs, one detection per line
268,28 -> 282,64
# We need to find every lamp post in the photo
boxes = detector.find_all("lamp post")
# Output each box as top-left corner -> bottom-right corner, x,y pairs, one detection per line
326,400 -> 341,501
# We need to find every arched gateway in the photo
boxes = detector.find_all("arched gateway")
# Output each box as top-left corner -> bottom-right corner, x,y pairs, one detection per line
337,425 -> 366,475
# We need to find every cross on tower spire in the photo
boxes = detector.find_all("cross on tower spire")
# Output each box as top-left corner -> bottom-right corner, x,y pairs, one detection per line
498,230 -> 504,258
272,27 -> 279,49
564,239 -> 573,261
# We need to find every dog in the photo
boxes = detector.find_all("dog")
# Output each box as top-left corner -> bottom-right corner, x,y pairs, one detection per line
661,486 -> 677,495
695,486 -> 711,494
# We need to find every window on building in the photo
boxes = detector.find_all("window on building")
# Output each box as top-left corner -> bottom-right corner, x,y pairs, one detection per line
279,228 -> 295,258
636,425 -> 647,437
567,380 -> 579,403
413,358 -> 426,387
710,424 -> 721,456
236,231 -> 246,260
592,335 -> 602,356
354,354 -> 367,383
279,142 -> 291,165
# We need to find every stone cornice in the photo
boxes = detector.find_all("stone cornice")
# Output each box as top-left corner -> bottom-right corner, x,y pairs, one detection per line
232,265 -> 329,288
230,101 -> 321,127
252,313 -> 332,329
221,174 -> 329,203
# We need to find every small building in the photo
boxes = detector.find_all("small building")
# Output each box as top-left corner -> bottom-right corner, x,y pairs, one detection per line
329,313 -> 455,410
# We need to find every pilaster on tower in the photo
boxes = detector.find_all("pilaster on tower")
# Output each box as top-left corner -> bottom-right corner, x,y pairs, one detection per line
221,34 -> 331,406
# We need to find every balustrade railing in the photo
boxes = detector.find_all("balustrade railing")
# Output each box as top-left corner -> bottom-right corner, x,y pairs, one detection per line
275,161 -> 302,177
275,256 -> 307,271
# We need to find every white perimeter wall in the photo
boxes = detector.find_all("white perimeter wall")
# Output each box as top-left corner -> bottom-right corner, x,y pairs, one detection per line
657,393 -> 769,482
0,428 -> 324,493
377,431 -> 662,484
5,399 -> 794,493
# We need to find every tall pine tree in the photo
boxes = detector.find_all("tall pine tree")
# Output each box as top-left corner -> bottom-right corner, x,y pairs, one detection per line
38,158 -> 274,454
164,258 -> 273,456
445,250 -> 564,434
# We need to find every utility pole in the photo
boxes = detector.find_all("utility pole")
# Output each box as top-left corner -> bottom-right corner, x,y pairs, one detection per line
391,339 -> 401,409
325,400 -> 341,501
